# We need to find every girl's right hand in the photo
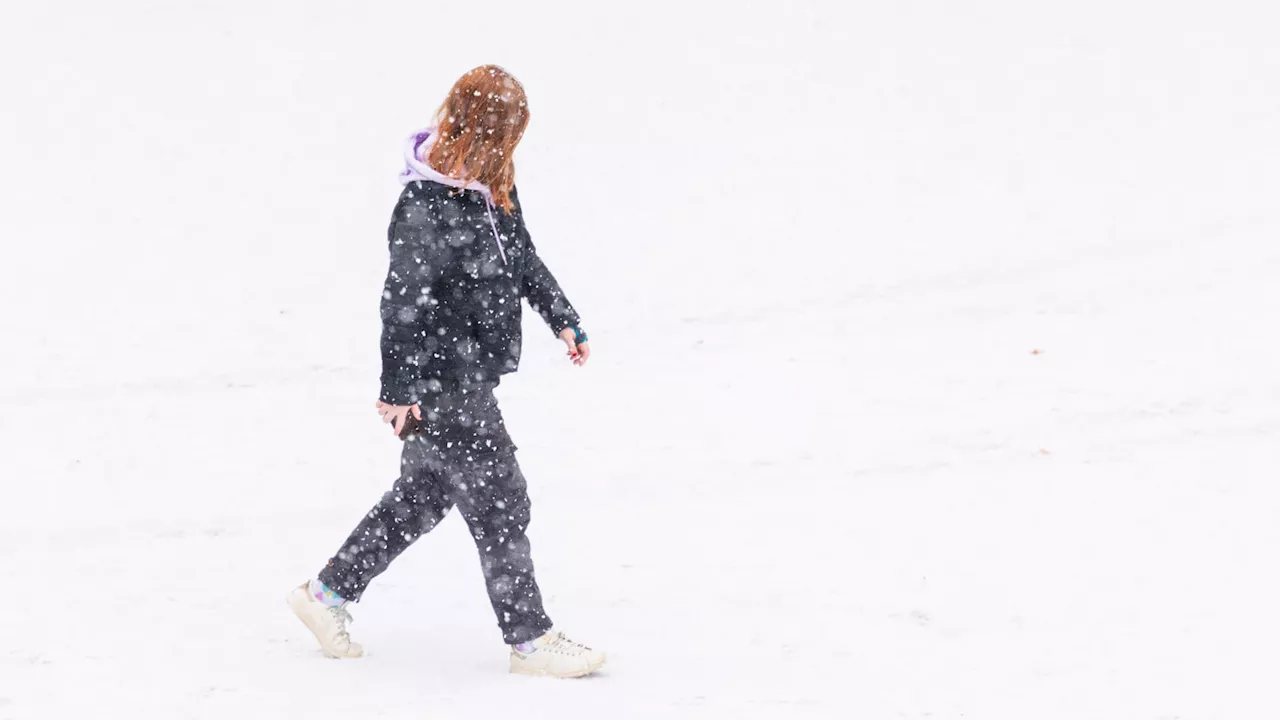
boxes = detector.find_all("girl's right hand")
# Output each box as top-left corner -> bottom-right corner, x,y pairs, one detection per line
376,401 -> 423,438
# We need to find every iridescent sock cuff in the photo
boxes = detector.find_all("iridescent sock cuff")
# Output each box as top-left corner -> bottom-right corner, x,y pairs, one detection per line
309,578 -> 346,608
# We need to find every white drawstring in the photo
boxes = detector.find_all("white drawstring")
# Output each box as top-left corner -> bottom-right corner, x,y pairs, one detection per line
484,198 -> 508,265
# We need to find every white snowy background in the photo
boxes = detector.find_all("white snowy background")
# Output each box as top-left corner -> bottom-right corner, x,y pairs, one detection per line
2,1 -> 1279,718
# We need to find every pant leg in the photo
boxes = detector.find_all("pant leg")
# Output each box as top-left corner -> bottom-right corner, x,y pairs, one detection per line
442,451 -> 554,645
317,436 -> 453,601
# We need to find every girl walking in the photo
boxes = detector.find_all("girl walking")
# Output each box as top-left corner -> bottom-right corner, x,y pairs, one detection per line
288,65 -> 605,679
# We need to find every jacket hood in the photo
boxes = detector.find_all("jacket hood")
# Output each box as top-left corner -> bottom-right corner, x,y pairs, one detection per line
398,128 -> 493,199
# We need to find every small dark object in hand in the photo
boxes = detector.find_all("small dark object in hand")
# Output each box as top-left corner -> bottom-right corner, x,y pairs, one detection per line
393,412 -> 422,440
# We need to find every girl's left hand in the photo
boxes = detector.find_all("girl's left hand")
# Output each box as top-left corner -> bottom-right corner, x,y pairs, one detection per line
558,328 -> 590,367
376,401 -> 423,438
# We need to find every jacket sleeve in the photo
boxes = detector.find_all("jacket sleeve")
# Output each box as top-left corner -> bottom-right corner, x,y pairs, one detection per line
512,191 -> 581,336
379,204 -> 450,405
522,238 -> 582,336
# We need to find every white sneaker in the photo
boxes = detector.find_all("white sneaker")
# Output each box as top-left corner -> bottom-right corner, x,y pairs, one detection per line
287,581 -> 364,659
510,631 -> 606,678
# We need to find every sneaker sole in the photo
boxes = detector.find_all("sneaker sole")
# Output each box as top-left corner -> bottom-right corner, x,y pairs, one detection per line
510,655 -> 607,678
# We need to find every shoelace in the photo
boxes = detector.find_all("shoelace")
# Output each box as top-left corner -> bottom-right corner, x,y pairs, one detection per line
329,605 -> 354,642
546,632 -> 588,654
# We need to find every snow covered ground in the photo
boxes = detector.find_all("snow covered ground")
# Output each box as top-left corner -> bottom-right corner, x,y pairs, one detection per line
3,1 -> 1280,718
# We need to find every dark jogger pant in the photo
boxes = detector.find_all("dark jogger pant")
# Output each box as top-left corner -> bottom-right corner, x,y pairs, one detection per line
317,381 -> 553,645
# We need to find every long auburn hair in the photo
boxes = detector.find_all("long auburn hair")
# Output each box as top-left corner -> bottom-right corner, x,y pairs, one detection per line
427,65 -> 530,212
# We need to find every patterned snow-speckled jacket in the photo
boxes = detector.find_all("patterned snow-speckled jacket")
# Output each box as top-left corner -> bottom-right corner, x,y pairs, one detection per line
378,181 -> 580,405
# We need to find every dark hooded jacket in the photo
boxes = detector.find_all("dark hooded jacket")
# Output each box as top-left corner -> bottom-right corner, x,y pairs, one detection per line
378,179 -> 580,406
